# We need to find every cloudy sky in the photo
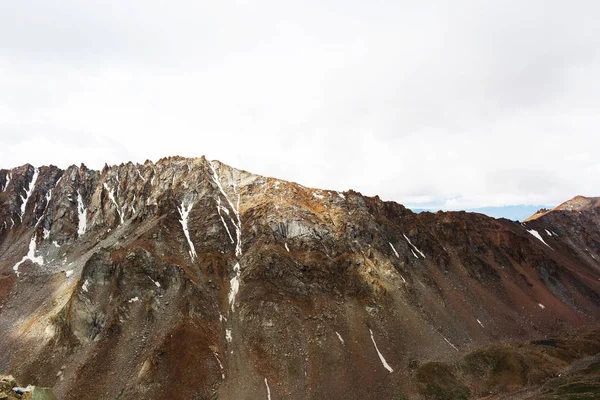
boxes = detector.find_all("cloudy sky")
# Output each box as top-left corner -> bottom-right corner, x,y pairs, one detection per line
1,0 -> 599,210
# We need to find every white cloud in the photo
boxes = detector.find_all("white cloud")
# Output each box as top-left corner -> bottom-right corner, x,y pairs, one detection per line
1,0 -> 599,209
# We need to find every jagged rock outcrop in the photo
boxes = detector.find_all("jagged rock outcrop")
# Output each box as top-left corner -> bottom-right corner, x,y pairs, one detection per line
0,156 -> 598,399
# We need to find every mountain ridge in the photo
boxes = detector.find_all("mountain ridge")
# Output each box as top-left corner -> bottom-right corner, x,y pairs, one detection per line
0,156 -> 599,399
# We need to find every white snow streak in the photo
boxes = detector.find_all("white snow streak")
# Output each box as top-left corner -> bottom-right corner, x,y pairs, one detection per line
13,234 -> 44,277
337,192 -> 345,199
216,199 -> 235,244
228,262 -> 241,312
369,329 -> 394,373
443,336 -> 459,351
312,192 -> 324,199
264,378 -> 272,400
210,162 -> 245,346
477,319 -> 484,328
147,276 -> 161,287
2,171 -> 10,191
136,169 -> 146,182
178,200 -> 197,260
103,183 -> 123,224
410,249 -> 419,259
36,188 -> 53,227
209,162 -> 242,257
403,234 -> 426,258
335,331 -> 345,344
82,279 -> 89,292
20,168 -> 39,220
527,230 -> 553,249
77,191 -> 87,236
538,303 -> 545,309
213,351 -> 225,380
399,274 -> 406,284
389,242 -> 400,258
284,243 -> 290,252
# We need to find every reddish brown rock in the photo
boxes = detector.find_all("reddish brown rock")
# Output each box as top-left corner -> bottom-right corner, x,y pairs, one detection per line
0,157 -> 598,399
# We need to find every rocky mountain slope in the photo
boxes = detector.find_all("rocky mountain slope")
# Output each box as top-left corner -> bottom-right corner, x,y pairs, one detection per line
0,156 -> 598,399
525,195 -> 600,221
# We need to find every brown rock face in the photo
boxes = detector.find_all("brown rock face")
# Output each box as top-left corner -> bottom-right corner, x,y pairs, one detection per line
0,157 -> 598,399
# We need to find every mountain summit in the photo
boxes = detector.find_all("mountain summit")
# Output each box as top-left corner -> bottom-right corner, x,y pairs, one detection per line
525,195 -> 600,221
0,157 -> 599,399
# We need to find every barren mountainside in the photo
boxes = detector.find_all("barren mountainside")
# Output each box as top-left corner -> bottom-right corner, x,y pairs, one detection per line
0,156 -> 599,399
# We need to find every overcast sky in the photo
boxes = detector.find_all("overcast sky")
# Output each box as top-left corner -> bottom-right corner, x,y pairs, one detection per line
1,1 -> 599,210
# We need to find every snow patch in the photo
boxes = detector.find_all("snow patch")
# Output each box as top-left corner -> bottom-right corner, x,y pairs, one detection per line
538,303 -> 545,309
65,270 -> 74,278
335,331 -> 345,344
43,228 -> 50,240
13,234 -> 44,277
264,378 -> 272,400
337,192 -> 345,199
128,297 -> 140,303
477,319 -> 484,328
1,171 -> 10,191
36,188 -> 53,227
228,262 -> 241,312
273,181 -> 280,188
147,276 -> 161,287
369,329 -> 394,373
20,168 -> 39,220
225,329 -> 232,342
216,199 -> 235,244
178,200 -> 197,260
52,241 -> 60,248
82,279 -> 89,292
209,162 -> 242,257
77,191 -> 87,236
527,230 -> 553,249
284,243 -> 290,252
389,242 -> 400,258
403,234 -> 426,258
312,192 -> 324,199
103,183 -> 123,224
213,351 -> 225,380
136,169 -> 146,182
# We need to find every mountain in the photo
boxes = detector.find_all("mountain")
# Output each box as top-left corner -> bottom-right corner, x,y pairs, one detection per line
525,195 -> 600,221
0,157 -> 599,399
412,205 -> 554,221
